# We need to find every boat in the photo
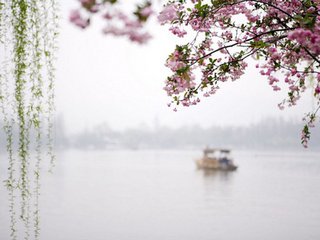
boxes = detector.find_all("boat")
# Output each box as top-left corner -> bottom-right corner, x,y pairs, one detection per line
195,147 -> 238,171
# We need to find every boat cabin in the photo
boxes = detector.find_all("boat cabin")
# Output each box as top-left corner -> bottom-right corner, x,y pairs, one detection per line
196,147 -> 237,171
203,148 -> 231,159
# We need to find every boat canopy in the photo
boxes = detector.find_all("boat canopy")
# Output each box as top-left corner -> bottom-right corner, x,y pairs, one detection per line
204,148 -> 231,154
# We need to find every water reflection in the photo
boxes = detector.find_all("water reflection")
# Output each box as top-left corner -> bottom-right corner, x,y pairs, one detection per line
196,168 -> 237,198
199,169 -> 235,181
1,150 -> 320,240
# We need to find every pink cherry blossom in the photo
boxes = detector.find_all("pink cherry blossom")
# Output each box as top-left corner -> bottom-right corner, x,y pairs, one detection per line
70,0 -> 155,44
158,4 -> 178,25
159,0 -> 320,147
69,10 -> 89,29
140,6 -> 153,18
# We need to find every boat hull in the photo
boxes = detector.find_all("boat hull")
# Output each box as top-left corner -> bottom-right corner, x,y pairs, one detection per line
195,158 -> 237,171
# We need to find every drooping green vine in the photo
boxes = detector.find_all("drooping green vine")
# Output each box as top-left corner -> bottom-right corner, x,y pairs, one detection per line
29,1 -> 43,239
1,2 -> 18,240
0,1 -> 58,239
43,0 -> 59,172
12,2 -> 32,238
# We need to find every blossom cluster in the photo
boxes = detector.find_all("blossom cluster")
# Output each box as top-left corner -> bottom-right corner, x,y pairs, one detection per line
159,0 -> 320,147
70,0 -> 154,44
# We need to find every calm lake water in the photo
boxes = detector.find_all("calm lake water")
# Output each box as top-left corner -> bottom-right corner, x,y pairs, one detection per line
1,150 -> 320,240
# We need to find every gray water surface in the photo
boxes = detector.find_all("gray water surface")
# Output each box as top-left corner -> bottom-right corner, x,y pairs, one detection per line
1,150 -> 320,240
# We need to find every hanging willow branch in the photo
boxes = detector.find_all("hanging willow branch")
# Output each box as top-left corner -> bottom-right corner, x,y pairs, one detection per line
0,1 -> 58,240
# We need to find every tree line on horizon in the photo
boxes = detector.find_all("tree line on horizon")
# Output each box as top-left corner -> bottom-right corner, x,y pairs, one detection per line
2,117 -> 318,152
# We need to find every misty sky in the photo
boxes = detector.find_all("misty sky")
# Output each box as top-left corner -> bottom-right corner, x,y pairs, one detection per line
56,1 -> 315,134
